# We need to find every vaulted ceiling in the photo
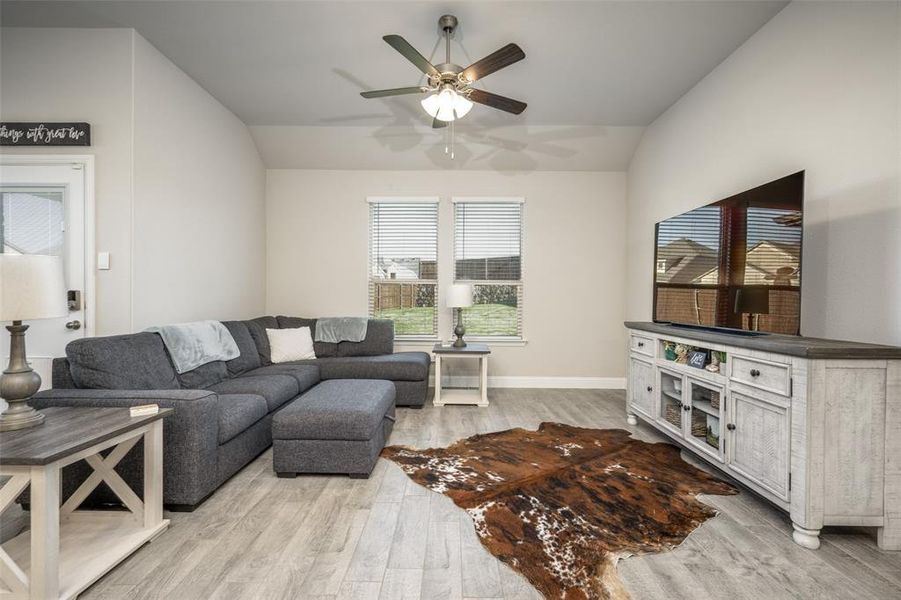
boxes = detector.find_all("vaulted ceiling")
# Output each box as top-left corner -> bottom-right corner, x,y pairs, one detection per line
1,1 -> 788,170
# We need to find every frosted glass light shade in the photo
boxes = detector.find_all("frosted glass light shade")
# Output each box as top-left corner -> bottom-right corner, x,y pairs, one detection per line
421,89 -> 473,122
446,283 -> 473,308
0,254 -> 67,322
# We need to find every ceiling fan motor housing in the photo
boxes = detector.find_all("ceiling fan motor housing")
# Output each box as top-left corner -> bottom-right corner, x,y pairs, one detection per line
438,14 -> 458,36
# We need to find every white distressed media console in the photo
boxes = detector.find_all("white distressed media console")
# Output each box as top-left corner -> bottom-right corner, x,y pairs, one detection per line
625,321 -> 901,550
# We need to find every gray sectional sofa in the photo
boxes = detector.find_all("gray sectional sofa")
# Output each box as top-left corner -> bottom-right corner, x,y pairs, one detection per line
31,316 -> 430,510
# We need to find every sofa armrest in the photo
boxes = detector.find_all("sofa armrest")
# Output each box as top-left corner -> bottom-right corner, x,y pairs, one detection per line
31,389 -> 220,507
34,388 -> 216,403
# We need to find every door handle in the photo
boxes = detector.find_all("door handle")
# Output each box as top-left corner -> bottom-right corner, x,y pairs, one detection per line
65,320 -> 82,330
726,423 -> 736,431
646,386 -> 653,392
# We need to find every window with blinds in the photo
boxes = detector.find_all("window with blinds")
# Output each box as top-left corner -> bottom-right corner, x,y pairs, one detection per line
454,199 -> 523,338
369,198 -> 439,337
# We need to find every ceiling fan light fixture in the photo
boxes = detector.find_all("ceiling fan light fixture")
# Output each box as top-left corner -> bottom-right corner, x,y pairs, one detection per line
421,87 -> 473,122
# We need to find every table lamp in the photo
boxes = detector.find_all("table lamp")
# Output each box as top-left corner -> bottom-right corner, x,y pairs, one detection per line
447,283 -> 473,348
0,254 -> 67,431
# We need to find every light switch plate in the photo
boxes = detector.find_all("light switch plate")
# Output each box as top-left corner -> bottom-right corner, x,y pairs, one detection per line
97,252 -> 110,270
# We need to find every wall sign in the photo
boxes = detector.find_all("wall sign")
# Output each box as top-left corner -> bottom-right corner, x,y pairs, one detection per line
0,122 -> 91,146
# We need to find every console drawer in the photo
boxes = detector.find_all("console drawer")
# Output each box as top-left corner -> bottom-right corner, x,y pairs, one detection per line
730,354 -> 791,397
630,333 -> 654,357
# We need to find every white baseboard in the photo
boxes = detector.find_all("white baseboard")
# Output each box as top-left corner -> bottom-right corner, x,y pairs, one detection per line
430,375 -> 626,389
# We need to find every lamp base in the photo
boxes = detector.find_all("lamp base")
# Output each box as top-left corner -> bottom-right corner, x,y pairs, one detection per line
0,404 -> 45,431
453,323 -> 467,348
0,322 -> 45,432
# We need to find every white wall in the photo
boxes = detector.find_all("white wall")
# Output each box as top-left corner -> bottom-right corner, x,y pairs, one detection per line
131,35 -> 265,329
0,28 -> 267,334
626,1 -> 901,345
0,28 -> 135,334
266,169 -> 628,382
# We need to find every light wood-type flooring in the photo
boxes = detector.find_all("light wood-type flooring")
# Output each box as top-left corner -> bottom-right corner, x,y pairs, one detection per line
77,389 -> 901,599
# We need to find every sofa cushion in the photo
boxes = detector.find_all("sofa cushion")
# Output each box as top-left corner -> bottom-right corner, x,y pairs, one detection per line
66,332 -> 179,390
221,321 -> 262,375
240,364 -> 320,395
177,360 -> 228,389
272,380 -> 395,441
244,316 -> 278,366
276,316 -> 337,357
336,319 -> 394,357
217,394 -> 268,444
209,374 -> 300,412
316,352 -> 429,382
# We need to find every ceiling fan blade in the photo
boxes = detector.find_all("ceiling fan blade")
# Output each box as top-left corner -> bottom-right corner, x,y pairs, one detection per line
466,88 -> 527,115
460,43 -> 525,83
432,117 -> 448,129
383,35 -> 440,78
360,86 -> 429,99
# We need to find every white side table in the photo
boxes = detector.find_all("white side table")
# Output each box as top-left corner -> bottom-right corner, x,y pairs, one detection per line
0,406 -> 171,600
433,343 -> 490,407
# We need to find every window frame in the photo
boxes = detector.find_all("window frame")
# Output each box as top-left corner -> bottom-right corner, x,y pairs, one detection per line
367,196 -> 440,341
452,197 -> 525,341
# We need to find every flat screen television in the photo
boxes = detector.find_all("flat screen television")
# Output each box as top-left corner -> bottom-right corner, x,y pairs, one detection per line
653,171 -> 804,335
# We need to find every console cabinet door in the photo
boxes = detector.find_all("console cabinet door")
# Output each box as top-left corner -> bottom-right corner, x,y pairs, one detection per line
727,391 -> 790,501
628,357 -> 655,419
683,376 -> 725,463
656,368 -> 686,437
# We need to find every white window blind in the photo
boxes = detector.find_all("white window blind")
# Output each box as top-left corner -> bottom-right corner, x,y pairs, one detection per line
368,198 -> 439,337
454,199 -> 523,338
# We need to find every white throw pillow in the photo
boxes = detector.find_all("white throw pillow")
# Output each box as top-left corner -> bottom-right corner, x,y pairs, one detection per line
266,327 -> 316,363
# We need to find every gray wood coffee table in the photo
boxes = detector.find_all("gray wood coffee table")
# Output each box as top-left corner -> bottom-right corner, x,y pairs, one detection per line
0,406 -> 171,600
433,342 -> 491,407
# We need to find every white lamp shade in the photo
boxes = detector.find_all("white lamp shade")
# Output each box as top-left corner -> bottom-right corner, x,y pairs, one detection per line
0,254 -> 68,322
421,89 -> 473,122
446,283 -> 474,308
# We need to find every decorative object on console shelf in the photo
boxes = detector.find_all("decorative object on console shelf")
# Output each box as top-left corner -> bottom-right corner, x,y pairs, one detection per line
663,340 -> 677,360
0,254 -> 67,431
687,350 -> 708,369
447,283 -> 473,348
674,343 -> 690,363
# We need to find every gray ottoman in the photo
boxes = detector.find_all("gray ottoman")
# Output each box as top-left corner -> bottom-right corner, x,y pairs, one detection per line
272,379 -> 395,479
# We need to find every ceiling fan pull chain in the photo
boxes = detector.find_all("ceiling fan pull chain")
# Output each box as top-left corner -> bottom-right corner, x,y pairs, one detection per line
450,119 -> 455,160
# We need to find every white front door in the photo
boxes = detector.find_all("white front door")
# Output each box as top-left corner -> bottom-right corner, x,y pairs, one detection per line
0,161 -> 90,396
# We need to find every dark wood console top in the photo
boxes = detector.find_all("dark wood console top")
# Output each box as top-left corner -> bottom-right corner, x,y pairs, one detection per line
625,321 -> 901,359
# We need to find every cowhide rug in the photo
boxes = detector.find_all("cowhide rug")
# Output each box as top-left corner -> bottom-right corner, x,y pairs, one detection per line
382,422 -> 737,600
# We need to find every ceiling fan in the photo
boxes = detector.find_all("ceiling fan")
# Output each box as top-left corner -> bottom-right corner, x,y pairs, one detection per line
360,15 -> 527,128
